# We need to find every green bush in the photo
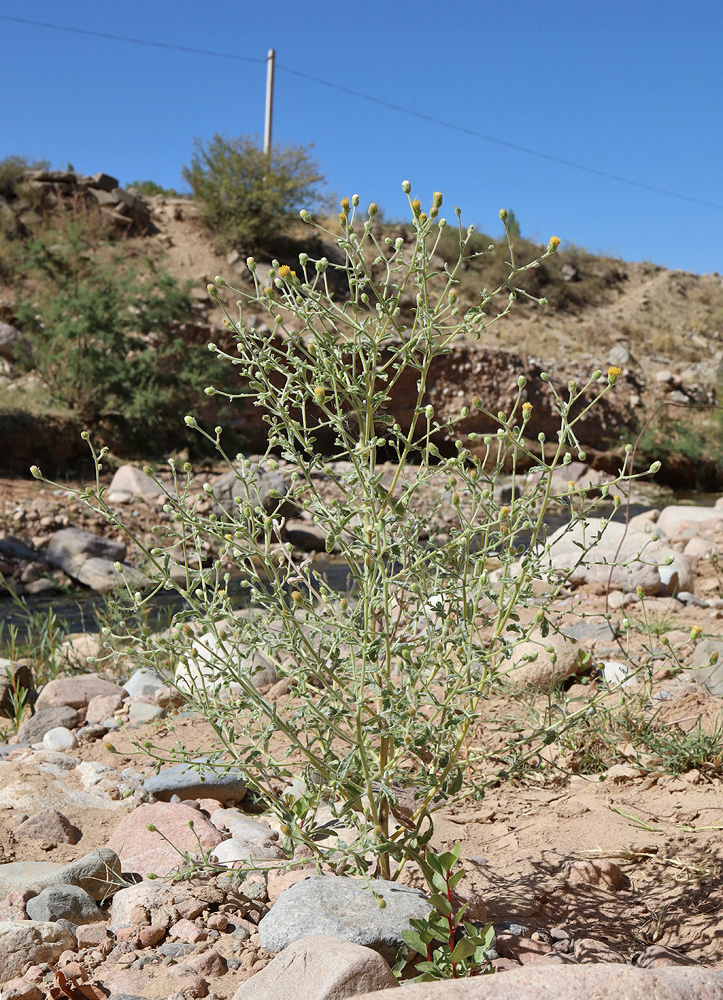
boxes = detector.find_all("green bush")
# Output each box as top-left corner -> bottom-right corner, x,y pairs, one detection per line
13,213 -> 236,454
128,179 -> 181,198
182,133 -> 326,252
0,155 -> 50,199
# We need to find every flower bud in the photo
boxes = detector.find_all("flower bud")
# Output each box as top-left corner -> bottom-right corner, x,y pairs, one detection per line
247,256 -> 256,271
351,193 -> 359,207
215,275 -> 226,286
411,199 -> 422,217
499,208 -> 508,221
207,283 -> 218,298
299,209 -> 311,222
548,235 -> 561,251
608,365 -> 622,384
402,180 -> 411,194
368,202 -> 378,217
432,191 -> 443,208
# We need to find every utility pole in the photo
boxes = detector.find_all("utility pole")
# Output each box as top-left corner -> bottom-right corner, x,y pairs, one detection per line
264,48 -> 275,156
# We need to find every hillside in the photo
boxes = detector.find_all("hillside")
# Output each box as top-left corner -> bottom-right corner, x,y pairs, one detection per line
1,168 -> 723,483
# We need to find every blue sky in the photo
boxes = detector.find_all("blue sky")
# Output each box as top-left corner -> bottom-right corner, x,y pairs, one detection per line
1,0 -> 721,274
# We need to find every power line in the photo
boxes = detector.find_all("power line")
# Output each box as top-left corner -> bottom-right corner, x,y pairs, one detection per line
0,14 -> 264,63
1,12 -> 721,212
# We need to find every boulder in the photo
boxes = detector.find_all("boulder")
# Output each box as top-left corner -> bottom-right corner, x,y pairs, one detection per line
17,706 -> 80,743
36,674 -> 126,711
0,849 -> 121,902
16,808 -> 81,845
142,760 -> 247,803
108,465 -> 163,499
0,321 -> 31,361
233,935 -> 399,1000
656,504 -> 723,539
502,629 -> 583,689
211,462 -> 301,521
25,883 -> 103,924
351,965 -> 723,999
0,920 -> 76,984
258,875 -> 431,962
107,802 -> 223,877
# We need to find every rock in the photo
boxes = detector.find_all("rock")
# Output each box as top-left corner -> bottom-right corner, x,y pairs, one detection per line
175,628 -> 275,698
108,466 -> 163,499
0,920 -> 76,984
123,668 -> 165,700
351,965 -> 723,999
637,944 -> 700,967
75,922 -> 111,947
656,504 -> 723,539
573,937 -> 625,962
0,889 -> 32,920
285,524 -> 330,552
212,461 -> 301,521
109,880 -> 222,930
128,702 -> 165,725
210,809 -> 278,844
36,675 -> 126,711
107,802 -> 223,877
0,848 -> 121,902
258,875 -> 431,962
26,883 -> 103,924
143,760 -> 246,803
42,726 -> 78,752
0,321 -> 31,361
544,519 -> 690,596
561,859 -> 629,891
233,935 -> 399,1000
608,345 -> 631,366
502,629 -> 583,689
210,838 -> 286,867
168,917 -> 207,944
86,694 -> 125,725
186,948 -> 227,977
16,808 -> 81,845
17,706 -> 80,743
690,639 -> 723,696
1,978 -> 44,1000
46,527 -> 126,571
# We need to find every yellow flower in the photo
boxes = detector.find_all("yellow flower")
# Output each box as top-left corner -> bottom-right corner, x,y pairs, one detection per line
548,235 -> 561,251
522,402 -> 533,415
608,365 -> 622,384
568,480 -> 576,491
277,265 -> 294,279
690,625 -> 702,640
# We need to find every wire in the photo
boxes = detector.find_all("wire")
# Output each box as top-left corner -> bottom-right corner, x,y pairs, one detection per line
1,12 -> 721,212
0,14 -> 264,63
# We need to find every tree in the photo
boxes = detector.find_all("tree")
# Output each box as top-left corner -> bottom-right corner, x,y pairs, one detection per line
182,134 -> 326,252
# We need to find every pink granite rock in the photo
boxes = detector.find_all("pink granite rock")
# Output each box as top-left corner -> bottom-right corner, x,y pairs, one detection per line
36,674 -> 126,711
107,802 -> 222,877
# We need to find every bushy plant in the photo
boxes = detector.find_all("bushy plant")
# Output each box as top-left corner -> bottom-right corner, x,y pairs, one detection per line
128,179 -> 181,198
34,186 -> 654,883
182,133 -> 326,252
0,154 -> 50,199
12,213 -> 236,454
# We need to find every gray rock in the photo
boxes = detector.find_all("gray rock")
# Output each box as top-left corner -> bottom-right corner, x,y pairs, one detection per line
108,465 -> 163,499
351,965 -> 723,999
0,321 -> 31,361
123,668 -> 165,700
0,536 -> 36,560
210,808 -> 279,844
212,462 -> 301,521
128,702 -> 165,725
18,706 -> 80,743
608,344 -> 631,366
689,639 -> 723,697
563,621 -> 616,644
36,674 -> 126,711
502,629 -> 583,690
46,527 -> 127,570
233,934 -> 399,1000
0,920 -> 76,985
26,883 -> 103,924
258,875 -> 431,962
0,848 -> 121,902
285,524 -> 330,552
143,759 -> 246,803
